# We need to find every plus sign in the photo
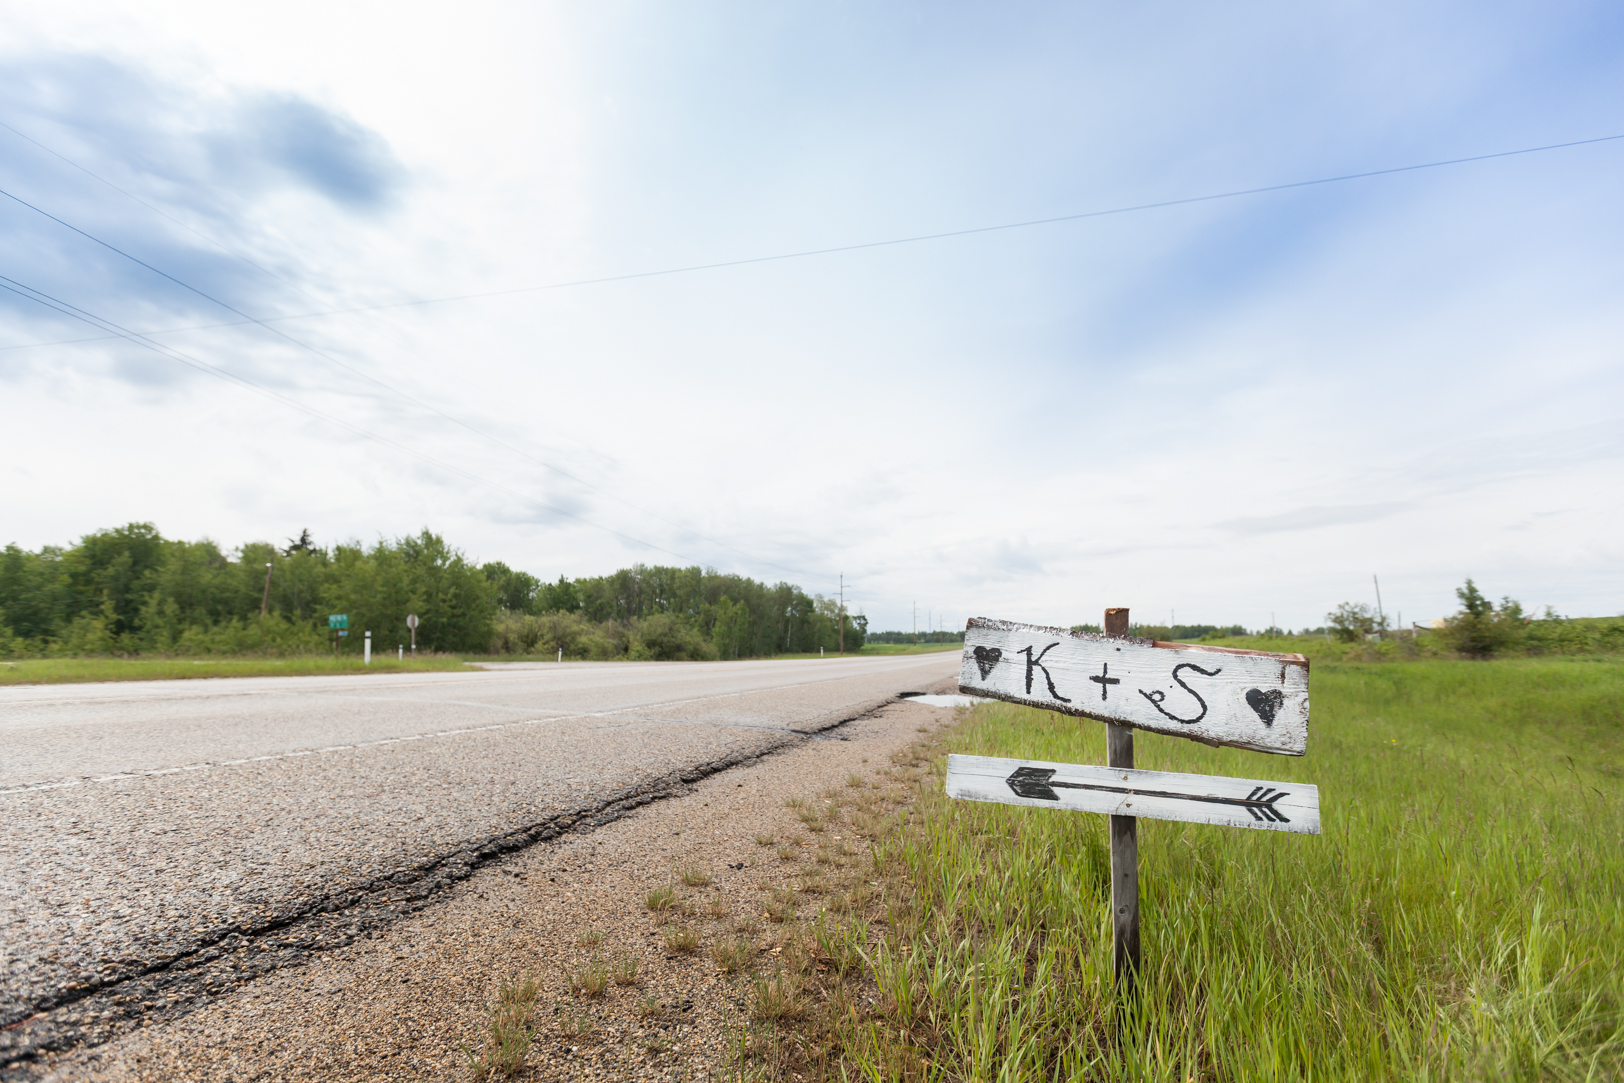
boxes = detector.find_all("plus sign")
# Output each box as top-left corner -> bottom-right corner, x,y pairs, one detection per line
1088,662 -> 1121,701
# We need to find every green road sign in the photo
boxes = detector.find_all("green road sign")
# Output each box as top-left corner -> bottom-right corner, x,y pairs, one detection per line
328,614 -> 349,630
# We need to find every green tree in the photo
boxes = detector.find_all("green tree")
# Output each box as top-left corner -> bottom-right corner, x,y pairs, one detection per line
1443,578 -> 1527,658
325,530 -> 497,654
62,522 -> 167,640
0,544 -> 71,643
1326,601 -> 1383,643
536,575 -> 581,614
711,595 -> 751,660
481,561 -> 541,613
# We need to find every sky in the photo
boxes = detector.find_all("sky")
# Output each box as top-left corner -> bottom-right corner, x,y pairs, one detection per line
1,1 -> 1621,633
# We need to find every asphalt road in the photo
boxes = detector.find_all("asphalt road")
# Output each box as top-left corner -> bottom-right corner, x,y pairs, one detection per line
0,653 -> 958,1051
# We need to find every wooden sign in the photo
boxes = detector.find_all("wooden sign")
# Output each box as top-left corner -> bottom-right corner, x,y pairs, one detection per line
945,754 -> 1320,834
950,608 -> 1321,997
958,617 -> 1309,756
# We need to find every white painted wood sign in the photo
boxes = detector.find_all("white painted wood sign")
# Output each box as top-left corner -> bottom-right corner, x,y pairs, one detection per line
946,754 -> 1321,835
959,617 -> 1310,756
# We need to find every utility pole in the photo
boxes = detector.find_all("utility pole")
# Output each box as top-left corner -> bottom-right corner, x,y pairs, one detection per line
1373,574 -> 1386,639
259,562 -> 273,618
840,575 -> 848,653
913,601 -> 917,646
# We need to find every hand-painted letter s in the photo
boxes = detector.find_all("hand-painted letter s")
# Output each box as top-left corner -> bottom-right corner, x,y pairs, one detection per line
1137,663 -> 1222,725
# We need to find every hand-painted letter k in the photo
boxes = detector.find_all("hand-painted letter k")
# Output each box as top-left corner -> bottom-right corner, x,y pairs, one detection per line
1020,643 -> 1072,703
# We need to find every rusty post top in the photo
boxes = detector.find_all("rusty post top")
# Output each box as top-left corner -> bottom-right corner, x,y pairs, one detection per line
1104,608 -> 1130,637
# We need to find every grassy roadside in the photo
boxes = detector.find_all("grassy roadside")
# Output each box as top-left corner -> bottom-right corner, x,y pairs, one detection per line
828,657 -> 1624,1080
465,657 -> 1622,1079
0,655 -> 472,686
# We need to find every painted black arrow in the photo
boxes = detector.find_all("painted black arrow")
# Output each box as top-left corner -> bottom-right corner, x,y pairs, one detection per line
1005,767 -> 1294,823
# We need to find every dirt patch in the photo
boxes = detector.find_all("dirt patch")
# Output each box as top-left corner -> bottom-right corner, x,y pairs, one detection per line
38,691 -> 962,1082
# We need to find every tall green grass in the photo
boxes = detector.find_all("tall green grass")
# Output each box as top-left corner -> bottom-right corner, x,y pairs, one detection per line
856,658 -> 1624,1080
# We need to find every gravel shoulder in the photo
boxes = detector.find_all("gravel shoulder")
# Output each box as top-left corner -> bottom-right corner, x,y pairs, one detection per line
2,653 -> 955,1070
31,685 -> 963,1081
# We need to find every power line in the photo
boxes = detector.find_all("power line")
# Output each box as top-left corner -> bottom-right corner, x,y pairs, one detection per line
0,180 -> 806,579
0,270 -> 726,569
9,130 -> 1615,343
4,128 -> 1616,582
0,118 -> 313,298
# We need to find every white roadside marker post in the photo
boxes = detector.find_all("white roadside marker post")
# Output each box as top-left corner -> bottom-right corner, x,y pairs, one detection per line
950,608 -> 1319,998
364,630 -> 371,666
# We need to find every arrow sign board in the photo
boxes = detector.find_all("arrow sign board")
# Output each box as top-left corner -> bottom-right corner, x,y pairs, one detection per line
945,754 -> 1320,835
959,617 -> 1310,756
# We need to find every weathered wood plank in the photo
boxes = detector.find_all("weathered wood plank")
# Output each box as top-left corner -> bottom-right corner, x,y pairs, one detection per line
945,753 -> 1321,835
958,616 -> 1310,755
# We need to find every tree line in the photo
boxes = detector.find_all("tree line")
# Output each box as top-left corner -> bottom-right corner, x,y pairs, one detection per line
1326,578 -> 1621,657
0,523 -> 865,660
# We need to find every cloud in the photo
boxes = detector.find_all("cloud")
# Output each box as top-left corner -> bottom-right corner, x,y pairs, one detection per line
212,94 -> 404,212
0,52 -> 406,367
1215,502 -> 1411,536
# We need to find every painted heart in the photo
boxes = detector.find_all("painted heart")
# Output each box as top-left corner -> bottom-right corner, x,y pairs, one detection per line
972,645 -> 1002,681
1245,687 -> 1284,726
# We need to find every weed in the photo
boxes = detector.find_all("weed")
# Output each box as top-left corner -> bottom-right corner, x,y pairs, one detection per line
797,873 -> 828,895
846,773 -> 865,788
813,912 -> 865,975
663,925 -> 700,954
644,884 -> 677,912
805,819 -> 826,833
813,848 -> 833,865
611,952 -> 639,986
784,796 -> 806,810
679,865 -> 712,887
635,995 -> 662,1019
712,937 -> 756,974
463,971 -> 539,1079
754,831 -> 776,847
564,958 -> 609,999
705,896 -> 731,920
775,844 -> 798,862
575,928 -> 604,948
850,812 -> 882,836
558,1010 -> 596,1040
764,889 -> 797,924
749,968 -> 806,1022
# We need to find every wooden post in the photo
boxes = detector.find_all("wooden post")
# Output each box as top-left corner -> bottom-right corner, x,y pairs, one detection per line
1103,606 -> 1139,994
259,562 -> 273,618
